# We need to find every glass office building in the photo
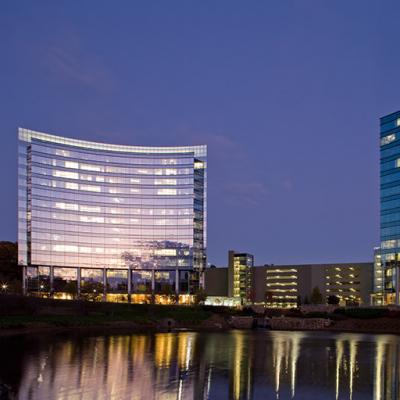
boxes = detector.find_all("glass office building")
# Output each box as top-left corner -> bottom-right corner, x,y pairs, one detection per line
18,128 -> 207,303
378,110 -> 400,305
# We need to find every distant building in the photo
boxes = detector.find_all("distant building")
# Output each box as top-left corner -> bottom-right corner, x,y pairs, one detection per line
376,110 -> 400,305
204,267 -> 228,297
254,263 -> 373,307
205,261 -> 373,307
228,250 -> 254,304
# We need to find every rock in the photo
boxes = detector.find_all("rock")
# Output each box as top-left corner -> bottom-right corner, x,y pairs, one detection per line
228,316 -> 254,329
270,317 -> 330,330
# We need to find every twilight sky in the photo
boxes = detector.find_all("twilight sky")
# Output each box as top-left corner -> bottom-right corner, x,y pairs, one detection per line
1,1 -> 399,266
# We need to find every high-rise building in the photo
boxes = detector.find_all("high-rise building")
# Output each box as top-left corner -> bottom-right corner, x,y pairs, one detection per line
18,128 -> 207,304
228,250 -> 254,304
378,111 -> 400,305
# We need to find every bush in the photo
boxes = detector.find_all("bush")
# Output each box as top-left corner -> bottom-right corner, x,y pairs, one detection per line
343,308 -> 387,319
304,311 -> 328,319
285,309 -> 304,318
264,308 -> 285,318
327,295 -> 340,305
328,313 -> 347,321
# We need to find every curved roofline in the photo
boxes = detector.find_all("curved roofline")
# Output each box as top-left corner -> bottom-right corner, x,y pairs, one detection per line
18,127 -> 207,157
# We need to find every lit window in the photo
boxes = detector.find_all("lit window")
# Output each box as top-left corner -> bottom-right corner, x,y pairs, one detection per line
55,202 -> 78,211
81,164 -> 103,172
80,185 -> 101,192
80,205 -> 101,213
165,169 -> 177,176
154,249 -> 177,256
154,179 -> 177,185
157,188 -> 177,195
162,159 -> 177,165
53,170 -> 79,179
65,182 -> 79,190
397,119 -> 400,127
194,161 -> 204,169
65,161 -> 79,169
80,174 -> 93,181
55,149 -> 70,157
381,134 -> 396,146
80,215 -> 104,223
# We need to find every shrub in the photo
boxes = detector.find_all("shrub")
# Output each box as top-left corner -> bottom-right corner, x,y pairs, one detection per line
343,308 -> 387,319
304,311 -> 328,319
327,295 -> 340,305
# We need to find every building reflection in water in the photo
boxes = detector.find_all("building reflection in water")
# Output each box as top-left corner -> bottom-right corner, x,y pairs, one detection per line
2,331 -> 400,399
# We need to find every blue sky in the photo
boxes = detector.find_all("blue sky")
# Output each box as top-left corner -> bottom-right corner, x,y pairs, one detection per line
1,1 -> 399,266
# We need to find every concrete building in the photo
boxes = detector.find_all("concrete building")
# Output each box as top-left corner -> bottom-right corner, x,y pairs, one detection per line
256,263 -> 373,307
205,262 -> 373,307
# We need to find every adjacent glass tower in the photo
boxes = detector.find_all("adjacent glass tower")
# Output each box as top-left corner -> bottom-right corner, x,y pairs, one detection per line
18,128 -> 207,303
378,111 -> 400,305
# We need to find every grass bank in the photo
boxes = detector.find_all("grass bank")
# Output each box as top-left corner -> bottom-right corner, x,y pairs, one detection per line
0,294 -> 237,335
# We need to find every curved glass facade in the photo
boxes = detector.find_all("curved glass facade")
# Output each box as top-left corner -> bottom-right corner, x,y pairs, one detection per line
18,128 -> 206,301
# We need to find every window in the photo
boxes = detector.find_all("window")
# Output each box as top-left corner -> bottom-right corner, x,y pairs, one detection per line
55,202 -> 78,211
157,188 -> 177,195
65,182 -> 79,190
81,164 -> 103,172
65,161 -> 79,169
80,185 -> 101,192
154,179 -> 177,185
381,134 -> 396,146
53,170 -> 79,179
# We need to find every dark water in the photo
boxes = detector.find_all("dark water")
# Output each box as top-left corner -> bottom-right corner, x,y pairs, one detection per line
0,330 -> 399,400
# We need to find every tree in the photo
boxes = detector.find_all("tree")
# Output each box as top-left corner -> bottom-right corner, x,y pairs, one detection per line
64,281 -> 78,300
0,242 -> 19,281
310,286 -> 323,304
194,287 -> 207,305
265,291 -> 274,304
327,295 -> 340,305
80,281 -> 104,302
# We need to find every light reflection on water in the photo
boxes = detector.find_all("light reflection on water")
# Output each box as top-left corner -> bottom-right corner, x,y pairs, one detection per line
0,330 -> 399,399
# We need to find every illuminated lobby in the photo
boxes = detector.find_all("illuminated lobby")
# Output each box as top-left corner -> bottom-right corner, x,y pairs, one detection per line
18,128 -> 207,304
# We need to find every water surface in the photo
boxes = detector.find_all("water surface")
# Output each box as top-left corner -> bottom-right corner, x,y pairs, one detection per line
0,330 -> 399,399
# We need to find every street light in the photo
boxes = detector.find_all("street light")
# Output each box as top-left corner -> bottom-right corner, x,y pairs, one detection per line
1,283 -> 7,292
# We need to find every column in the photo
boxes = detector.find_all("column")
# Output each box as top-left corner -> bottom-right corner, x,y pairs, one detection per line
22,265 -> 27,295
77,267 -> 81,299
127,268 -> 132,303
397,266 -> 400,306
151,270 -> 156,304
175,269 -> 179,295
151,270 -> 155,292
103,268 -> 107,301
50,266 -> 54,297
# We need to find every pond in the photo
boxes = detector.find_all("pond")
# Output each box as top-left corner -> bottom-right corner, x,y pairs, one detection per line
0,330 -> 399,399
